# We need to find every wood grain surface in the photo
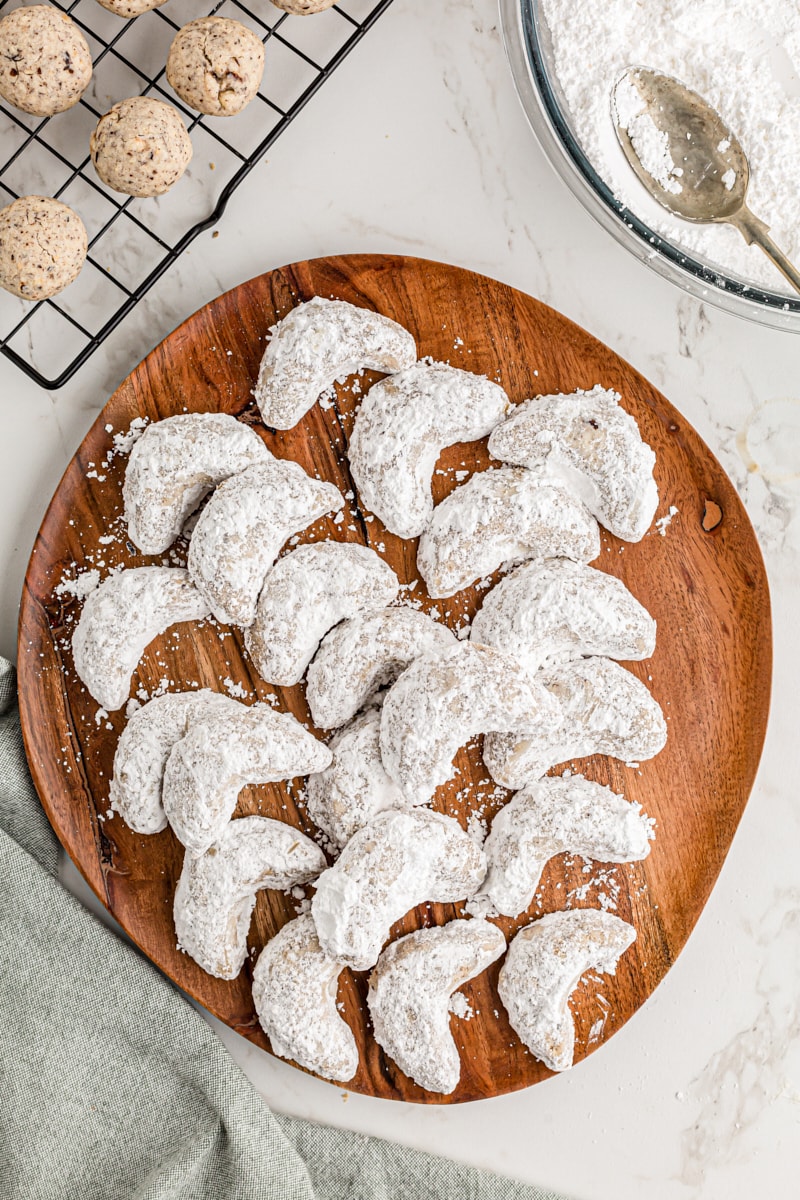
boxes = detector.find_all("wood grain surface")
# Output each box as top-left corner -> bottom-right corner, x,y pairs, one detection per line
17,254 -> 771,1103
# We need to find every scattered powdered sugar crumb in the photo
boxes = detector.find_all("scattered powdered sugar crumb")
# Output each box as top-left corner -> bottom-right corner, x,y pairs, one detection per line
656,505 -> 679,536
449,992 -> 474,1021
587,1007 -> 611,1045
223,677 -> 250,700
111,416 -> 149,457
55,568 -> 100,600
566,863 -> 624,912
467,811 -> 488,846
465,893 -> 494,918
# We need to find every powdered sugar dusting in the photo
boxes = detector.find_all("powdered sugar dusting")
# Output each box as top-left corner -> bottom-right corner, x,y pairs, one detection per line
417,467 -> 601,598
348,361 -> 510,539
252,914 -> 358,1082
305,702 -> 408,851
368,919 -> 505,1094
254,297 -> 416,429
245,542 -> 398,687
449,992 -> 474,1021
71,567 -> 211,711
305,607 -> 456,730
484,656 -> 668,790
478,774 -> 654,918
55,568 -> 100,600
187,458 -> 343,627
613,73 -> 684,195
498,910 -> 636,1071
656,505 -> 680,536
379,642 -> 562,805
311,809 -> 486,971
174,817 -> 326,979
488,387 -> 658,542
124,413 -> 271,554
470,558 -> 656,676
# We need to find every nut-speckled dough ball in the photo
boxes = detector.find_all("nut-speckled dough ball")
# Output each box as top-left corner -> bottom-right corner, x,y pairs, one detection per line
94,0 -> 168,18
0,5 -> 92,116
166,17 -> 264,117
0,196 -> 87,300
271,0 -> 337,13
90,97 -> 193,197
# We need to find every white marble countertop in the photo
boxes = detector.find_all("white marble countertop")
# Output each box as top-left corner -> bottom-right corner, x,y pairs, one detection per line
3,1 -> 799,1196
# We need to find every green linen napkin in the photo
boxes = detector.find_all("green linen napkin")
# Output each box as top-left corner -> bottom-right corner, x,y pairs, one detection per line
0,657 -> 564,1200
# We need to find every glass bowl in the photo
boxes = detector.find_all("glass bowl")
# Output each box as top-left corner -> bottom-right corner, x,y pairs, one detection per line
499,0 -> 800,331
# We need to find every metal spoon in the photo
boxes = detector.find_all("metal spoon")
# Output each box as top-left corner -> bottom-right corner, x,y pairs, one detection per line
611,67 -> 800,295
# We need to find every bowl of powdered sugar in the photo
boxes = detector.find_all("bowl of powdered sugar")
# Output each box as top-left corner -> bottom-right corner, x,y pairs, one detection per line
500,0 -> 800,328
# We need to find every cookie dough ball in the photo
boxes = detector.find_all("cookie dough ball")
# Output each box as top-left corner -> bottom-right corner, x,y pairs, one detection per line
166,18 -> 264,117
94,0 -> 168,17
0,6 -> 92,117
90,97 -> 192,197
0,196 -> 87,300
271,0 -> 337,13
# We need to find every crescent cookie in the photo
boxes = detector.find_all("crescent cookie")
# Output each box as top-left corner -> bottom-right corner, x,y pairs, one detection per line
311,809 -> 486,971
187,458 -> 343,626
123,413 -> 271,555
305,606 -> 457,730
416,467 -> 600,598
109,689 -> 242,835
254,297 -> 416,430
348,362 -> 510,538
368,918 -> 506,1094
304,702 -> 408,851
162,704 -> 332,856
470,558 -> 656,676
498,910 -> 636,1071
483,656 -> 667,790
252,914 -> 358,1083
72,567 -> 211,711
174,816 -> 326,979
477,774 -> 654,917
380,642 -> 562,805
488,386 -> 658,542
245,542 -> 398,686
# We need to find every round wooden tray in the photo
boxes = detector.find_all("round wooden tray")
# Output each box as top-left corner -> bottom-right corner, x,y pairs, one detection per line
18,255 -> 771,1103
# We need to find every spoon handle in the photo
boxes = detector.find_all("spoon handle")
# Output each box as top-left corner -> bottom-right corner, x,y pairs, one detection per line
730,207 -> 800,297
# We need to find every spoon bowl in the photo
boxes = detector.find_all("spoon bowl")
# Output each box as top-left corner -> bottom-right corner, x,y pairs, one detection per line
612,67 -> 800,295
612,68 -> 748,222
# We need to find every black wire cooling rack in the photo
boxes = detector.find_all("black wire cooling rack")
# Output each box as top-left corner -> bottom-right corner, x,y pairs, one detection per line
0,0 -> 394,390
